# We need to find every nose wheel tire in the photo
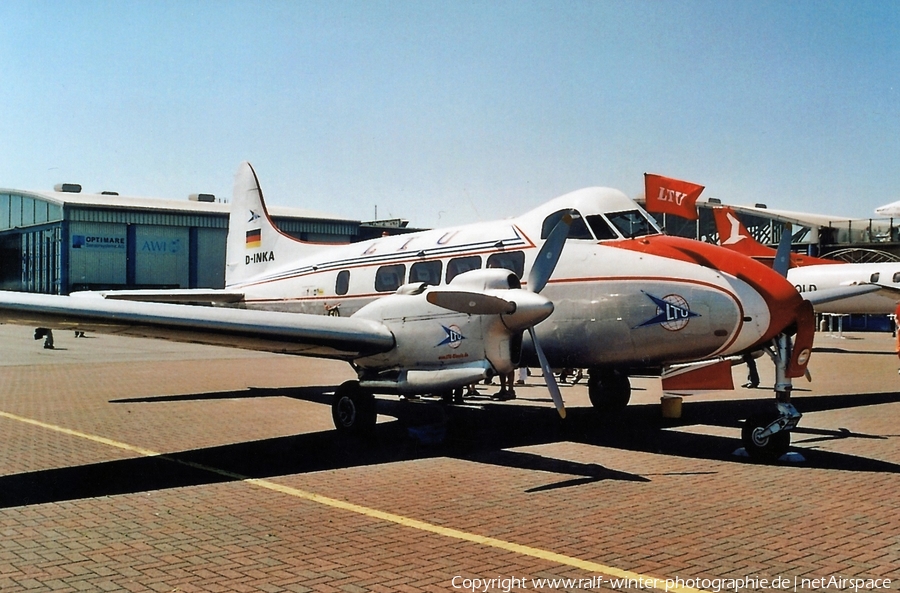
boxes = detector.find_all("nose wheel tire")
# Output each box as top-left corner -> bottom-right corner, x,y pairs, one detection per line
741,412 -> 791,461
332,381 -> 376,434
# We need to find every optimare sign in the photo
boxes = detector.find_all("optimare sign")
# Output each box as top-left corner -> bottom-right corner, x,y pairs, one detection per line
72,235 -> 126,249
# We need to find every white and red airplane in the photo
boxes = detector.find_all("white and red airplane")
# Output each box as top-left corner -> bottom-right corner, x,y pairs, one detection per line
0,164 -> 817,459
713,205 -> 900,315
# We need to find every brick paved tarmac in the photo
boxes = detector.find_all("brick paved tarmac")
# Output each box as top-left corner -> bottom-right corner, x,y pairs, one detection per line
0,324 -> 898,592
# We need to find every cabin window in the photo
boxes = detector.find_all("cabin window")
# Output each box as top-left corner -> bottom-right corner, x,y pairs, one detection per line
487,251 -> 525,278
446,256 -> 482,283
586,215 -> 618,240
335,270 -> 350,295
870,272 -> 880,283
893,272 -> 900,283
410,261 -> 442,285
375,264 -> 406,292
607,210 -> 654,239
541,210 -> 592,240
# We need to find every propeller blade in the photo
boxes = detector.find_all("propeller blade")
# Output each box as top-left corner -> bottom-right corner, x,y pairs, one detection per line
528,211 -> 573,294
529,326 -> 565,418
773,227 -> 792,277
426,291 -> 516,315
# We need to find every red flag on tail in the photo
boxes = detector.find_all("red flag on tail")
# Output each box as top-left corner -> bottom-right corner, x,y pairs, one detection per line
644,174 -> 704,220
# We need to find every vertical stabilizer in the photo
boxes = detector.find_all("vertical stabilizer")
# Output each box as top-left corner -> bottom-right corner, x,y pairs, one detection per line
712,206 -> 775,258
225,162 -> 324,288
712,206 -> 836,268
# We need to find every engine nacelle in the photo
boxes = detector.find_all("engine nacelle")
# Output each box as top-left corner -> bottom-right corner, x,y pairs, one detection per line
350,275 -> 526,394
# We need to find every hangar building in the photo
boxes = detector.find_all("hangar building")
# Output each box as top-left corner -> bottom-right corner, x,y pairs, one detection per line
0,185 -> 366,295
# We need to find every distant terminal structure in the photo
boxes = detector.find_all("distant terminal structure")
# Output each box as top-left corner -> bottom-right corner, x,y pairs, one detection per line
0,184 -> 414,295
640,197 -> 900,264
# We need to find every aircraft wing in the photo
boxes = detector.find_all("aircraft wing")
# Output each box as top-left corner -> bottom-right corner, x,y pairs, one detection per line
0,290 -> 394,359
801,284 -> 882,307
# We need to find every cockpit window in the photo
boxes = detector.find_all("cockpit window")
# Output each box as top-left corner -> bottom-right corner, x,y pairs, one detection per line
541,210 -> 593,240
585,215 -> 618,240
607,210 -> 656,239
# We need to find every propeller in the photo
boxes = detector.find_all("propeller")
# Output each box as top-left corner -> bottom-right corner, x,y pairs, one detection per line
529,213 -> 572,292
426,210 -> 574,417
427,291 -> 515,315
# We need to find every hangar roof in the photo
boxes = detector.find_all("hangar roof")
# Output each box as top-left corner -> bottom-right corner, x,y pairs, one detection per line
1,187 -> 358,224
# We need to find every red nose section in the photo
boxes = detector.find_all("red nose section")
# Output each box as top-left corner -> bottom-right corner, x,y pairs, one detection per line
609,235 -> 805,347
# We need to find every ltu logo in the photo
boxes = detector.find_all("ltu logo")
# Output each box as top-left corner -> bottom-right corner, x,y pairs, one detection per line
656,187 -> 687,206
636,292 -> 699,331
437,325 -> 465,348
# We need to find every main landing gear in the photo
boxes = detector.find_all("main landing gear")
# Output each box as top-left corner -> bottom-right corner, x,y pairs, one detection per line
331,380 -> 377,434
587,368 -> 631,415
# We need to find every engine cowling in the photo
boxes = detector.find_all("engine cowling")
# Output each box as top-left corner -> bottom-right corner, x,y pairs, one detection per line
350,270 -> 541,394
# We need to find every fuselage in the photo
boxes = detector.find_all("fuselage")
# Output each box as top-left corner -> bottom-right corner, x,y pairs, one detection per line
789,262 -> 900,314
226,185 -> 802,371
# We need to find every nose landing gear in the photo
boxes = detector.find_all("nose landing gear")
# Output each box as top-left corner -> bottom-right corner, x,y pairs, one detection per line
742,331 -> 806,461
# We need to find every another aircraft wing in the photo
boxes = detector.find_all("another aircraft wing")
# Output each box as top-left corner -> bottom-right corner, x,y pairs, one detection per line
0,290 -> 394,359
801,284 -> 882,307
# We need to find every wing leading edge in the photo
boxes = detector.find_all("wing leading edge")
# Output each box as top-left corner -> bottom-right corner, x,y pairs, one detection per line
0,291 -> 394,359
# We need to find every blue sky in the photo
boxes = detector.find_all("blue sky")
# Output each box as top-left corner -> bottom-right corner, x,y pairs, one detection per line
1,0 -> 898,228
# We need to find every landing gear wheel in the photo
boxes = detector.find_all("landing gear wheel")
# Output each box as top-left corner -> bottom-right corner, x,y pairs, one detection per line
742,412 -> 791,461
587,369 -> 631,415
332,381 -> 376,434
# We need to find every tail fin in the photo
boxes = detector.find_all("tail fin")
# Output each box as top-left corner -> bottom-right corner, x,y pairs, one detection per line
712,206 -> 837,268
225,162 -> 325,287
712,206 -> 775,258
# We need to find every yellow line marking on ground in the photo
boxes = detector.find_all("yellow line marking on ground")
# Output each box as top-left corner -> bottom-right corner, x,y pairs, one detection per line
0,409 -> 703,593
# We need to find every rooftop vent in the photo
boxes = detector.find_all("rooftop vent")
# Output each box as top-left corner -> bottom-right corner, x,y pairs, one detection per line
189,193 -> 216,203
54,183 -> 82,193
754,203 -> 767,209
101,191 -> 119,196
707,197 -> 721,204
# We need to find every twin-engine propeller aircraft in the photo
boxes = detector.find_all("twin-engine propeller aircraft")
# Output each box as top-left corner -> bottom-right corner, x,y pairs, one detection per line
0,164 -> 816,459
713,205 -> 898,315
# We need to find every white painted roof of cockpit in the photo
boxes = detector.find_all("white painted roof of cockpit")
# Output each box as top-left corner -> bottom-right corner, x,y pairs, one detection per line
522,186 -> 639,219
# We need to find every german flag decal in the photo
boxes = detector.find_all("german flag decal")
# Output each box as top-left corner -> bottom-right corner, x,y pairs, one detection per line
246,229 -> 261,248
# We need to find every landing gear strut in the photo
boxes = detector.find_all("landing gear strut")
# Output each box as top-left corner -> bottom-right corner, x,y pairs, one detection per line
331,380 -> 377,434
742,333 -> 803,461
587,368 -> 631,415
